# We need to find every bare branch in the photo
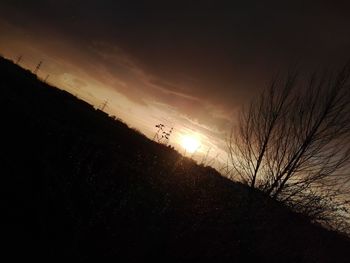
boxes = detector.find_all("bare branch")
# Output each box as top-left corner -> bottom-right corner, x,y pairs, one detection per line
228,63 -> 350,231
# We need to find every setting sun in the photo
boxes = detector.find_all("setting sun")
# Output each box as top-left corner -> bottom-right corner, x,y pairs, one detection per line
181,135 -> 201,153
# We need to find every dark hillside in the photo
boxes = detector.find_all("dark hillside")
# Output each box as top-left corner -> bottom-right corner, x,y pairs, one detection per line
1,57 -> 349,262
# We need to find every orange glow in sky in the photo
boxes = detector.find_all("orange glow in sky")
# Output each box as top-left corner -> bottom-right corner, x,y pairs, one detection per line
181,134 -> 201,153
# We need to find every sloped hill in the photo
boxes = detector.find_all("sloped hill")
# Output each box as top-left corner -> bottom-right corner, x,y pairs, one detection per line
1,57 -> 349,262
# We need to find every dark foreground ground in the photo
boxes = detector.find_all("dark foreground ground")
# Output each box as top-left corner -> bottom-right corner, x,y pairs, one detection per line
1,57 -> 349,262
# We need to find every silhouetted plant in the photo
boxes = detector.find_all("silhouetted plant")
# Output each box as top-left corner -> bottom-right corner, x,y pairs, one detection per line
153,123 -> 165,141
160,127 -> 173,144
228,64 -> 350,231
153,124 -> 174,145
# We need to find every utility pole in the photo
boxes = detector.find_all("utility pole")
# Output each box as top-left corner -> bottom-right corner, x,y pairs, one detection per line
44,74 -> 50,83
33,61 -> 42,74
100,100 -> 108,111
16,55 -> 22,64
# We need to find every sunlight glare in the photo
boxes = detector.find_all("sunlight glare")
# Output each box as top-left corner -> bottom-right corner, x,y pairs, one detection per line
181,135 -> 201,153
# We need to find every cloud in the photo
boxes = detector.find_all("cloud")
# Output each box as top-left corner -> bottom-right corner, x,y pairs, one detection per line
2,0 -> 350,165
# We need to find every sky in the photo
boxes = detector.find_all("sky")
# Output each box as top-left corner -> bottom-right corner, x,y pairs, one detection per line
1,0 -> 350,166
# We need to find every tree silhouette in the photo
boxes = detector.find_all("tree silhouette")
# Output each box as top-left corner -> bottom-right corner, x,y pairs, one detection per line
228,64 -> 350,229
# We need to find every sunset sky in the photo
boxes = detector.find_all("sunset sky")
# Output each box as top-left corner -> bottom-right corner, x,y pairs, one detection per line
1,1 -> 350,165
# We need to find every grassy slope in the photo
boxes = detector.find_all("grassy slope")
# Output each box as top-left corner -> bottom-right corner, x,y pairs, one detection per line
1,57 -> 349,262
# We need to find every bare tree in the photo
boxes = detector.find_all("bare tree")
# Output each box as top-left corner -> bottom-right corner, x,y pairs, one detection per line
228,64 -> 350,230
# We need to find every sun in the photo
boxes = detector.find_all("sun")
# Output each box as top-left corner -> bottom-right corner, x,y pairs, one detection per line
181,135 -> 201,153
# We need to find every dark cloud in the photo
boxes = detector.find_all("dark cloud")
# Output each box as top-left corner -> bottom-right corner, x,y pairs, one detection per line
1,0 -> 350,144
